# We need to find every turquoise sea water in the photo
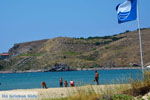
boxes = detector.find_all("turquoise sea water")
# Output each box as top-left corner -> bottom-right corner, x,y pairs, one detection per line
0,69 -> 143,91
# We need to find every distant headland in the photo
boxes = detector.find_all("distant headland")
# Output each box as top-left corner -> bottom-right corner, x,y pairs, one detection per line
0,28 -> 150,72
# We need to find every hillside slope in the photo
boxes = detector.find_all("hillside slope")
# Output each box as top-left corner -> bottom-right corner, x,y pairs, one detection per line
0,28 -> 150,71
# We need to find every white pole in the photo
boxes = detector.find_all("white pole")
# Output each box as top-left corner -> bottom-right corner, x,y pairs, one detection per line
137,0 -> 144,74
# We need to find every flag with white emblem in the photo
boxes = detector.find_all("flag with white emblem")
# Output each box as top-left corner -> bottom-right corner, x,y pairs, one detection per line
116,0 -> 137,23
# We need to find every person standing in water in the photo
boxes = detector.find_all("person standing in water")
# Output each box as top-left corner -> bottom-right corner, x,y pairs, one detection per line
59,78 -> 63,87
41,81 -> 47,89
70,80 -> 75,87
64,80 -> 68,87
94,71 -> 99,85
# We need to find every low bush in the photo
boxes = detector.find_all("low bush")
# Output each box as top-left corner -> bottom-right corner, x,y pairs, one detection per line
111,94 -> 134,100
123,70 -> 150,96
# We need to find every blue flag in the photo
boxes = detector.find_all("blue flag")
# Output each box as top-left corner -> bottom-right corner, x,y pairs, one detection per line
116,0 -> 137,23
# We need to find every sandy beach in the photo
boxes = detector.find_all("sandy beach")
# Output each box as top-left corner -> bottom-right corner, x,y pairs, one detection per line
0,84 -> 131,100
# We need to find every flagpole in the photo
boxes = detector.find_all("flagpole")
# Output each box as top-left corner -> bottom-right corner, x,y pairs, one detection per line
137,0 -> 144,74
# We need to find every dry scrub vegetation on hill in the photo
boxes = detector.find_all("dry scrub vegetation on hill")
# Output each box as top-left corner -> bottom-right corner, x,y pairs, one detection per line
0,28 -> 150,71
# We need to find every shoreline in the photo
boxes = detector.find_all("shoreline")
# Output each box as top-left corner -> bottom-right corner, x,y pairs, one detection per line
0,67 -> 142,74
76,67 -> 142,71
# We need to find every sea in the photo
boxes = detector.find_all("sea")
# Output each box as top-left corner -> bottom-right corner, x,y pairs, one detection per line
0,69 -> 143,91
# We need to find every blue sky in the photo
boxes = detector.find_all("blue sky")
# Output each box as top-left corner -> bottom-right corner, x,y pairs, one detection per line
0,0 -> 150,53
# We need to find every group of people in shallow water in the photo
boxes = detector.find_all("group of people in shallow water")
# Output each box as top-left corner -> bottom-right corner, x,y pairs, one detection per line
41,79 -> 75,89
59,78 -> 75,87
41,71 -> 99,89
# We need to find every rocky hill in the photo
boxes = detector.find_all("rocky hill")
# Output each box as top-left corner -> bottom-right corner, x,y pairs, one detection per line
0,28 -> 150,71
